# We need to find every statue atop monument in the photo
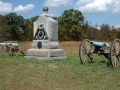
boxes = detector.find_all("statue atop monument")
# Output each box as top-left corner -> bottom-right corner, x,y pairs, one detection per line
41,6 -> 52,17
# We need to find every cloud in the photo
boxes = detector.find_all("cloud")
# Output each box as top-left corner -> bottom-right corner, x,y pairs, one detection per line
75,0 -> 120,13
0,1 -> 12,13
112,1 -> 120,13
114,24 -> 120,28
44,0 -> 72,8
13,4 -> 34,13
0,1 -> 34,14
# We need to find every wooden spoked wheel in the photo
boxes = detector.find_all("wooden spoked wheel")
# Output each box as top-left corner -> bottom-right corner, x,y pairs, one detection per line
79,39 -> 92,64
13,46 -> 19,56
5,44 -> 13,55
110,38 -> 120,67
5,44 -> 19,56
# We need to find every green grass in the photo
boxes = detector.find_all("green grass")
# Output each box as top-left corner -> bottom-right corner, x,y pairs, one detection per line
0,55 -> 120,90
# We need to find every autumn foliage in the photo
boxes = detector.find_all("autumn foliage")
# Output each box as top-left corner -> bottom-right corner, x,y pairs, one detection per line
58,9 -> 120,41
0,9 -> 120,42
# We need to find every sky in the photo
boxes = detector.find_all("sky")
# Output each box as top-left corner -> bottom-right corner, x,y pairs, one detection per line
0,0 -> 120,28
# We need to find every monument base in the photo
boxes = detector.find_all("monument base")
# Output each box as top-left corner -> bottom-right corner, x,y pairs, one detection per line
24,49 -> 67,61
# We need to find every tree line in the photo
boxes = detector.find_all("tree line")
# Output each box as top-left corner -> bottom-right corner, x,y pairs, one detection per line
58,9 -> 120,41
0,13 -> 39,41
0,9 -> 120,42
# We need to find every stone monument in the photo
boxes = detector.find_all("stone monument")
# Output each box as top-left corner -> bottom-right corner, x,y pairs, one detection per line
24,6 -> 67,60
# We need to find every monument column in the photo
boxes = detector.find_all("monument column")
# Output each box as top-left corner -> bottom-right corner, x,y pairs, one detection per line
24,6 -> 67,60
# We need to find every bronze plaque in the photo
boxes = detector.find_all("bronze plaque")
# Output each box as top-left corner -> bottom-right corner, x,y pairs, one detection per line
37,41 -> 42,49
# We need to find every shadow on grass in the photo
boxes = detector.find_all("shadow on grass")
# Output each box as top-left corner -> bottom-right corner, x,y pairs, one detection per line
78,59 -> 114,68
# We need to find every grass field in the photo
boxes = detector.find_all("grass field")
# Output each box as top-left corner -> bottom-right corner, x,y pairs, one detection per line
0,41 -> 120,90
0,55 -> 120,90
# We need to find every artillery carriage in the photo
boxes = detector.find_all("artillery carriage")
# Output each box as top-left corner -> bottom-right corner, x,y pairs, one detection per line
0,41 -> 19,56
79,38 -> 120,68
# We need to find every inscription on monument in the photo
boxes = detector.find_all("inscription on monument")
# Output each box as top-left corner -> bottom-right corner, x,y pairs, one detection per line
37,17 -> 46,22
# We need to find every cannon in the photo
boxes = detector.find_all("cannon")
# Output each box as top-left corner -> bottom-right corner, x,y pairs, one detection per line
0,41 -> 19,56
79,38 -> 120,68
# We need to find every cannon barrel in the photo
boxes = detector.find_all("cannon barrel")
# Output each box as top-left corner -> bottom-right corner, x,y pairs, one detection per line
0,41 -> 19,47
0,42 -> 6,46
90,41 -> 110,47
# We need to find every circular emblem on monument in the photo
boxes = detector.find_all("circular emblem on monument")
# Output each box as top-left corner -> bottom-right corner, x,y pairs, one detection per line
37,41 -> 42,49
37,30 -> 44,40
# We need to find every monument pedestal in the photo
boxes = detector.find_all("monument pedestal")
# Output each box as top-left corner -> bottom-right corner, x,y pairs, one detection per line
25,40 -> 67,61
24,48 -> 67,60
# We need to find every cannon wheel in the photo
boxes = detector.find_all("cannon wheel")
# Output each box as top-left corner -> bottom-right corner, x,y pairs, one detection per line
110,38 -> 120,67
5,44 -> 19,56
5,44 -> 13,55
13,46 -> 19,56
79,39 -> 92,64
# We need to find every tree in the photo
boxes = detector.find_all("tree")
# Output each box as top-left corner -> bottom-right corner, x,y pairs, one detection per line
110,26 -> 118,40
5,13 -> 27,41
117,28 -> 120,39
25,16 -> 39,41
58,9 -> 84,41
86,26 -> 99,40
5,13 -> 17,40
0,15 -> 11,41
30,16 -> 39,22
98,24 -> 110,41
80,21 -> 90,39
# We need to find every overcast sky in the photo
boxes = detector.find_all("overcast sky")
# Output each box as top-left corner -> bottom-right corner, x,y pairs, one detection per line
0,0 -> 120,28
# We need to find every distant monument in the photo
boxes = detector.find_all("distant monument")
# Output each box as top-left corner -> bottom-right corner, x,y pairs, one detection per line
24,6 -> 67,60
